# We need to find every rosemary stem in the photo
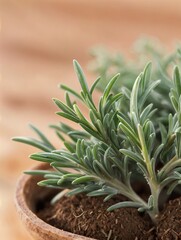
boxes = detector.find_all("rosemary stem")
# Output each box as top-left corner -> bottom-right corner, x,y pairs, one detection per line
138,124 -> 160,221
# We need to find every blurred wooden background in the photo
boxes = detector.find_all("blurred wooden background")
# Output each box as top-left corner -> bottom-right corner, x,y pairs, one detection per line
1,0 -> 181,239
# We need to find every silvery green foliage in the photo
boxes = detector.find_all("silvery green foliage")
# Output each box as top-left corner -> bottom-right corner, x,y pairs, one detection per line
90,40 -> 181,120
13,55 -> 181,223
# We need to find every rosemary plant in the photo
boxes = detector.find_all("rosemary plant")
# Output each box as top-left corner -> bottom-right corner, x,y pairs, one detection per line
13,52 -> 181,224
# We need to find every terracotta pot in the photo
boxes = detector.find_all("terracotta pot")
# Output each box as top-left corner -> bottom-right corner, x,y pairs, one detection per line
15,163 -> 95,240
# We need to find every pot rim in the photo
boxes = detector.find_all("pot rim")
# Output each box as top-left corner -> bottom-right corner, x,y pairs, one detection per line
15,163 -> 95,240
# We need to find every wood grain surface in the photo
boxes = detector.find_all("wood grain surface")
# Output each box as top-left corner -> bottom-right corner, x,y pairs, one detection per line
1,1 -> 181,239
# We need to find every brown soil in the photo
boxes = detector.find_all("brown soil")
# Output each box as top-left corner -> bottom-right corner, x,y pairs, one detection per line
157,197 -> 181,240
37,194 -> 155,240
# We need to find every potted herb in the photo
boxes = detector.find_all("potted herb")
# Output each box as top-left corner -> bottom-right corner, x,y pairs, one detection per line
14,47 -> 181,239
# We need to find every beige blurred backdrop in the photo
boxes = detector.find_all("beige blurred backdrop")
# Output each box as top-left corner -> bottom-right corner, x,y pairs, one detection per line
1,0 -> 181,239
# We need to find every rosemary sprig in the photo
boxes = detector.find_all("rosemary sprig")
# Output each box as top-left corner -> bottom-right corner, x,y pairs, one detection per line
13,45 -> 181,224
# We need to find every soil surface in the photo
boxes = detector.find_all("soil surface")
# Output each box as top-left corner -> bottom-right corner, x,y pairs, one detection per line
37,194 -> 155,240
157,197 -> 181,240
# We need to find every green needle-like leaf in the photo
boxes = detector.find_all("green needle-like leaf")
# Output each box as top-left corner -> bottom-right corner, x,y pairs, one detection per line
102,73 -> 120,105
107,201 -> 143,211
73,60 -> 91,100
12,137 -> 53,152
